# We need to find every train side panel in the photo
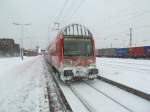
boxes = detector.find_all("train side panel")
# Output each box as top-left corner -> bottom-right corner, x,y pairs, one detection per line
116,48 -> 128,58
97,49 -> 103,57
47,38 -> 59,70
103,48 -> 116,57
128,47 -> 144,58
144,46 -> 150,58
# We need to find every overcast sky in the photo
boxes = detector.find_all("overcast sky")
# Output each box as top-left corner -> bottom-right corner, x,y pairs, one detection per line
0,0 -> 150,49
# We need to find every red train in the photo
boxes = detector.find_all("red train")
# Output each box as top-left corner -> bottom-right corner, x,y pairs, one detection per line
46,24 -> 98,82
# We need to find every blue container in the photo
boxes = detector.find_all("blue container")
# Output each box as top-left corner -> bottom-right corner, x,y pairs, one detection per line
116,48 -> 128,58
144,46 -> 150,57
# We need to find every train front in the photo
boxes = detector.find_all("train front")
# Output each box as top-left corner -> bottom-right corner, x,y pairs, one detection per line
60,24 -> 98,82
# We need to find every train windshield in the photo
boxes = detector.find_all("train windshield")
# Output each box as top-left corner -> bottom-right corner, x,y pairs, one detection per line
63,38 -> 93,56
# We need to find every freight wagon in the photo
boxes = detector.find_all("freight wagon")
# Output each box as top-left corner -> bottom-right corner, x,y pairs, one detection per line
116,48 -> 128,58
96,46 -> 150,59
128,47 -> 144,58
144,46 -> 150,58
97,48 -> 116,57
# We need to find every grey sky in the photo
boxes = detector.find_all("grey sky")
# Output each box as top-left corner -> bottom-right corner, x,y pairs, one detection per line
0,0 -> 150,49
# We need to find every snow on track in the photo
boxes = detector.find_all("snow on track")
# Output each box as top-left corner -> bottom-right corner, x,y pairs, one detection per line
59,79 -> 150,112
0,56 -> 49,112
57,80 -> 89,112
97,57 -> 150,94
100,61 -> 150,74
87,79 -> 150,112
68,82 -> 129,112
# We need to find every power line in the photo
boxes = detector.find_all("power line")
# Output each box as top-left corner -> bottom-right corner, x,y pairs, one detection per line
99,23 -> 150,40
60,0 -> 76,24
108,0 -> 142,19
122,10 -> 150,23
55,0 -> 69,23
134,24 -> 150,30
104,9 -> 150,30
99,30 -> 128,40
65,0 -> 86,25
51,0 -> 69,32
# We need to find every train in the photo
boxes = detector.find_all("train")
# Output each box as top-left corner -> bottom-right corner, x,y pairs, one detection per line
45,24 -> 98,82
96,46 -> 150,58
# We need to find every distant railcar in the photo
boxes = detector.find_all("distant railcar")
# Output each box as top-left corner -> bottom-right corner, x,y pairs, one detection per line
116,48 -> 128,58
96,48 -> 116,57
96,49 -> 105,57
144,46 -> 150,58
46,24 -> 98,82
97,46 -> 150,59
101,48 -> 116,57
128,47 -> 144,58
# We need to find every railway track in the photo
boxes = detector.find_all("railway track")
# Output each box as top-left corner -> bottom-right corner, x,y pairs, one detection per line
68,81 -> 137,112
84,81 -> 134,112
99,59 -> 150,71
43,60 -> 72,112
97,76 -> 150,101
102,59 -> 150,67
68,84 -> 94,112
100,61 -> 150,74
44,58 -> 149,112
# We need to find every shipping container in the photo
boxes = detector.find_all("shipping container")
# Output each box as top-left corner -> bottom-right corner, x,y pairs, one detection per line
95,49 -> 99,57
144,46 -> 150,58
97,49 -> 105,57
102,48 -> 116,57
128,47 -> 144,58
116,48 -> 128,58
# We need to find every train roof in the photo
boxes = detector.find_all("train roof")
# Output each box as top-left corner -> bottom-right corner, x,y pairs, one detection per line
60,23 -> 93,38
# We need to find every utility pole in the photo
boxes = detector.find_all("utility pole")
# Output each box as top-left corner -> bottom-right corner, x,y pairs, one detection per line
13,23 -> 31,60
129,27 -> 132,47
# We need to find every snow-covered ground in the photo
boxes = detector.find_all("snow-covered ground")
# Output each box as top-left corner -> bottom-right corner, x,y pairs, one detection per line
0,56 -> 149,112
59,79 -> 150,112
96,57 -> 150,94
0,56 -> 49,112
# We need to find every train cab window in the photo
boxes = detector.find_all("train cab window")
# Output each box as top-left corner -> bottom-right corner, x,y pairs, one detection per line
63,38 -> 93,56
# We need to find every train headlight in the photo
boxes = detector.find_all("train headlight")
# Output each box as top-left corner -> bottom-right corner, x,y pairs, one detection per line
64,70 -> 73,76
89,69 -> 98,74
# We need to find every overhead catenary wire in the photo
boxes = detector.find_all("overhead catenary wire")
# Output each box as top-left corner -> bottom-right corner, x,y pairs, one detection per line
108,0 -> 142,19
53,0 -> 150,41
64,0 -> 86,25
98,23 -> 150,43
55,0 -> 69,22
59,0 -> 76,25
99,30 -> 128,40
98,9 -> 150,40
103,9 -> 150,32
98,0 -> 150,34
118,10 -> 150,24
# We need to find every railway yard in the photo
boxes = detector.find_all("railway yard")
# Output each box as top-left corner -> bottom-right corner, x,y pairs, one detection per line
0,56 -> 149,112
1,0 -> 150,111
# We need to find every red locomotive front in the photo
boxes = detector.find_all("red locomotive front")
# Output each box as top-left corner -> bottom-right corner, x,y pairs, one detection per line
47,24 -> 98,82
